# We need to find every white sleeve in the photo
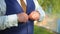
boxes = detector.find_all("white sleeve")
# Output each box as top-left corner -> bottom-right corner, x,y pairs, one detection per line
33,0 -> 45,21
0,14 -> 18,30
0,0 -> 18,30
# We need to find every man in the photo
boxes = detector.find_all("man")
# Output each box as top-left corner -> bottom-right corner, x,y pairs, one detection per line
0,0 -> 45,34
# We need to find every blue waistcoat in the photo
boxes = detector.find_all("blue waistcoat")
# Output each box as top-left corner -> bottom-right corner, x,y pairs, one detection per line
0,0 -> 35,34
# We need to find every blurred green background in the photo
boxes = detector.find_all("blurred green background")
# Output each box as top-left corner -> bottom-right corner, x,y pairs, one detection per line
34,0 -> 60,34
34,26 -> 56,34
38,0 -> 60,15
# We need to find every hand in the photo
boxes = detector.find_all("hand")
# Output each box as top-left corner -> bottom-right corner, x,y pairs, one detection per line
29,11 -> 40,21
17,12 -> 28,23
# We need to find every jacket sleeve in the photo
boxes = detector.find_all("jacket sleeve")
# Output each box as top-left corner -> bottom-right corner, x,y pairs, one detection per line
33,0 -> 45,22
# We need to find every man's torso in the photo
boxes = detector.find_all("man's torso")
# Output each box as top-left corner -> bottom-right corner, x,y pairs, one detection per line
0,0 -> 35,34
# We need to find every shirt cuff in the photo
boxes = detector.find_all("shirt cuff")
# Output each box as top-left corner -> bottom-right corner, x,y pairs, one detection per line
36,10 -> 45,22
4,14 -> 18,28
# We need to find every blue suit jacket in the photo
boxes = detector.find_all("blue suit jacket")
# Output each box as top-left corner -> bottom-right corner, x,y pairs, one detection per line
0,0 -> 35,34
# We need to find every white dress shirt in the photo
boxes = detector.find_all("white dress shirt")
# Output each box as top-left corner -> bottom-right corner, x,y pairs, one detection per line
0,0 -> 45,30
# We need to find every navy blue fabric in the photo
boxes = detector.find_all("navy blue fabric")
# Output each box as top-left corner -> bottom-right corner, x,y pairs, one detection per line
0,0 -> 35,34
5,0 -> 23,15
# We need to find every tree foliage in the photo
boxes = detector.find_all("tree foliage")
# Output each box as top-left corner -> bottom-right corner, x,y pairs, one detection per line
38,0 -> 60,15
